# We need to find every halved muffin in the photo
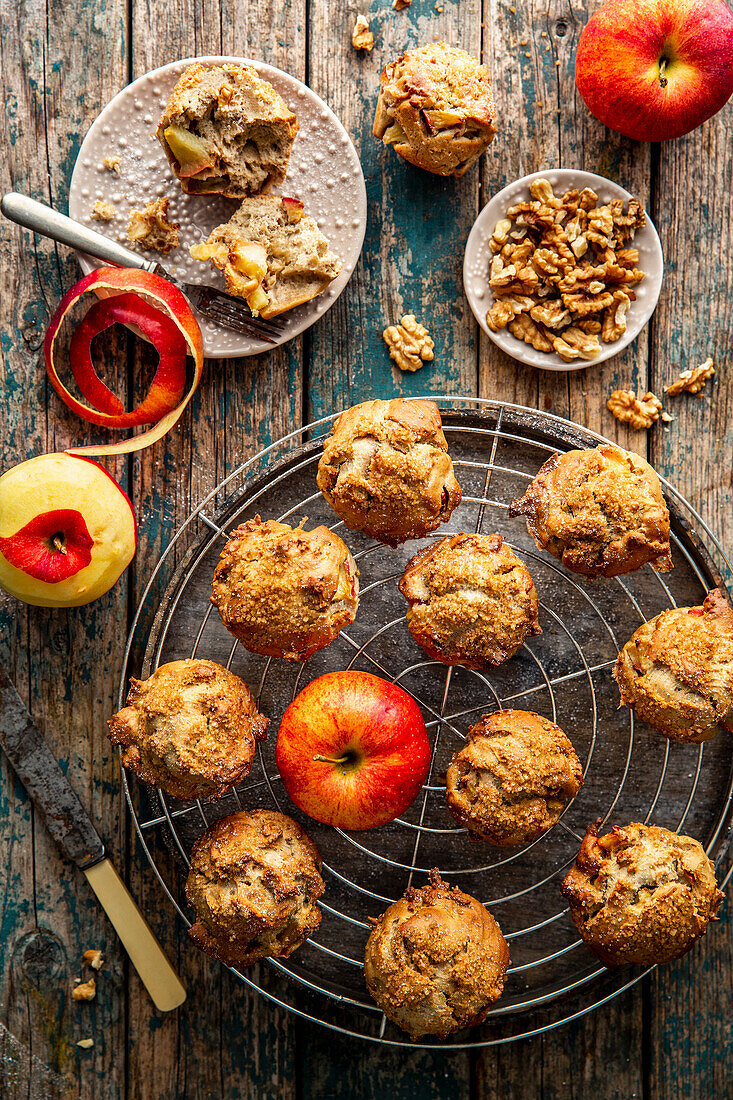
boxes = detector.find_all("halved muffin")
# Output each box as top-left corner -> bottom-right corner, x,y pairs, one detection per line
156,63 -> 298,198
373,42 -> 497,177
190,195 -> 342,317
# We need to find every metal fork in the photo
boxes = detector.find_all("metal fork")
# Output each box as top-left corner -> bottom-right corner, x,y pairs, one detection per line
0,192 -> 284,343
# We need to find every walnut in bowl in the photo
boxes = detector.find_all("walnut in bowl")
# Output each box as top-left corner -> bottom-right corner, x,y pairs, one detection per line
373,42 -> 497,177
561,822 -> 723,967
364,870 -> 509,1038
316,399 -> 461,545
398,533 -> 541,668
509,444 -> 672,578
107,659 -> 268,802
446,710 -> 583,845
211,517 -> 359,660
186,810 -> 324,967
615,589 -> 733,743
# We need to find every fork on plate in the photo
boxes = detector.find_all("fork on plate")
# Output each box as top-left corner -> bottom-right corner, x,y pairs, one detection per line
0,192 -> 284,343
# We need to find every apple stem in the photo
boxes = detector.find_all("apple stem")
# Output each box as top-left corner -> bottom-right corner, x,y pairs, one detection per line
313,753 -> 351,766
52,535 -> 67,555
658,58 -> 668,88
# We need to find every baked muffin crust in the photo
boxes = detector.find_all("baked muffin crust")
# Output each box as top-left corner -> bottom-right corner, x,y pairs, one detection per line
373,42 -> 497,177
561,822 -> 722,966
211,517 -> 359,660
446,710 -> 583,845
399,533 -> 541,668
107,659 -> 268,802
316,399 -> 461,545
614,588 -> 733,743
509,444 -> 672,578
364,870 -> 509,1038
157,63 -> 298,198
186,810 -> 324,967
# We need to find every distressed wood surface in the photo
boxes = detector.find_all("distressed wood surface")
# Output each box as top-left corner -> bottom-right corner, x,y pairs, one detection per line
0,0 -> 731,1096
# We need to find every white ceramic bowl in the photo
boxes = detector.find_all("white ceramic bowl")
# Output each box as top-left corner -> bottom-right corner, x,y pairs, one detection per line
69,56 -> 367,358
463,169 -> 663,371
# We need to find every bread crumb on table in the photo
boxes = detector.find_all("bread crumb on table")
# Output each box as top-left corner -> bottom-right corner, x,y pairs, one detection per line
83,949 -> 104,970
72,978 -> 96,1002
77,1039 -> 94,1049
103,155 -> 121,172
127,197 -> 180,254
352,15 -> 374,51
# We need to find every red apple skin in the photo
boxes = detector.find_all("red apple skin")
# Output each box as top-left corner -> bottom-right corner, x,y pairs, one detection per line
276,671 -> 431,831
575,0 -> 733,142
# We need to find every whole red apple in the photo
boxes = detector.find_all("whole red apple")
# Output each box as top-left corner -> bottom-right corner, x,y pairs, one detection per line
0,453 -> 137,607
276,671 -> 431,830
575,0 -> 733,141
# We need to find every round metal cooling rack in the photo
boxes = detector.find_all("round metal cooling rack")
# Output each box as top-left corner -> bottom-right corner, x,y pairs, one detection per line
120,398 -> 733,1049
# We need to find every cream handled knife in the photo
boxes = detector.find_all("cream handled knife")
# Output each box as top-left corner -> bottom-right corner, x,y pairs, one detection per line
0,664 -> 186,1012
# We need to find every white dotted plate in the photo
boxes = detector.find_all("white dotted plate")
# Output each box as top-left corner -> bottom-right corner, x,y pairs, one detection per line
68,56 -> 367,358
463,169 -> 664,371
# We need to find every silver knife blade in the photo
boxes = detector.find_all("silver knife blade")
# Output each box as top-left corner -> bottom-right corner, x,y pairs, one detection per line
0,665 -> 105,869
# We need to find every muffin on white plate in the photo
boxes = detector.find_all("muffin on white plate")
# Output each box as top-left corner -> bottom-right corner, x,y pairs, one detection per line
190,195 -> 342,317
156,62 -> 298,198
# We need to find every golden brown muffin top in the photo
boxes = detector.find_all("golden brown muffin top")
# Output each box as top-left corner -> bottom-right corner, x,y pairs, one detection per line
186,809 -> 324,968
210,517 -> 358,660
316,399 -> 461,545
446,710 -> 583,845
364,870 -> 509,1038
399,533 -> 541,668
615,588 -> 733,743
509,444 -> 672,578
107,659 -> 268,802
380,42 -> 496,127
561,822 -> 722,967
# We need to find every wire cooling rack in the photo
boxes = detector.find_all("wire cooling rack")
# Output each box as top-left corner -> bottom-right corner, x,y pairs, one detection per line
120,398 -> 733,1048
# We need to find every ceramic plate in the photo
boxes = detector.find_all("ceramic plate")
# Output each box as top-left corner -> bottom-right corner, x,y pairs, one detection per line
463,169 -> 664,371
68,56 -> 367,358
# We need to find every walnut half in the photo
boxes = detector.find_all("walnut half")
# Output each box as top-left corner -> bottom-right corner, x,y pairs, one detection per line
665,358 -> 715,396
607,389 -> 662,430
383,314 -> 435,371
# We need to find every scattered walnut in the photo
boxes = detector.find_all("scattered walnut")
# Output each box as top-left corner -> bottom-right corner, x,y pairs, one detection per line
660,411 -> 675,423
77,1039 -> 95,1049
665,358 -> 715,396
607,389 -> 662,430
83,949 -> 104,971
393,0 -> 411,7
127,197 -> 179,254
72,978 -> 96,1002
352,15 -> 374,51
487,179 -> 647,360
383,314 -> 435,371
103,155 -> 121,172
91,199 -> 115,221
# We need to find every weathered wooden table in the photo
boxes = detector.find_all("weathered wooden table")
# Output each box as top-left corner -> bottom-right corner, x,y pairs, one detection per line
1,0 -> 731,1095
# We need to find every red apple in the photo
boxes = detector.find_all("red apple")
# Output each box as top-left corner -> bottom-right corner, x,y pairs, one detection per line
575,0 -> 733,142
276,671 -> 431,830
0,453 -> 137,607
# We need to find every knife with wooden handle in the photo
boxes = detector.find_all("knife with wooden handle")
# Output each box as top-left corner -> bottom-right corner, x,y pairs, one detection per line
0,664 -> 186,1012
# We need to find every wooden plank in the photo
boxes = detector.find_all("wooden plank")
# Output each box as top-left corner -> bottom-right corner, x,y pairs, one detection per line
647,115 -> 733,1100
306,0 -> 483,420
123,7 -> 305,1099
0,0 -> 129,1097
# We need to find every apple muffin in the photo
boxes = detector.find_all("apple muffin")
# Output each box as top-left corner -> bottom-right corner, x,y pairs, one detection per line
561,822 -> 723,967
373,42 -> 497,177
186,810 -> 324,968
364,870 -> 509,1038
210,516 -> 359,660
190,194 -> 342,317
157,62 -> 298,197
614,588 -> 733,743
316,399 -> 461,545
509,444 -> 672,578
399,533 -> 541,668
107,659 -> 268,802
446,710 -> 583,845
